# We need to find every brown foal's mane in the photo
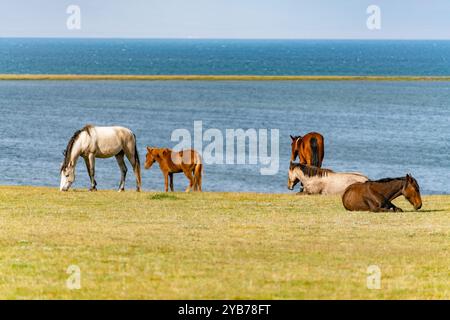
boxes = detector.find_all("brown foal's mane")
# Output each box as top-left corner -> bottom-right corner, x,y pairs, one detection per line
61,125 -> 93,171
370,176 -> 420,191
371,177 -> 405,183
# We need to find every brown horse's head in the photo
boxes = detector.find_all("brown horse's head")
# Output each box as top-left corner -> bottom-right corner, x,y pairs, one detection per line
145,147 -> 170,169
290,135 -> 302,162
144,147 -> 157,169
402,174 -> 422,210
287,162 -> 300,190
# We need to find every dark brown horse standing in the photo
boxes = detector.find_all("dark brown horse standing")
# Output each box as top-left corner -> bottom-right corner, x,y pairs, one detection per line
342,174 -> 422,212
290,132 -> 325,167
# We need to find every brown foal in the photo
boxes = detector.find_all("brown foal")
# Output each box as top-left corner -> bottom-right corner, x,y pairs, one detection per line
144,147 -> 203,192
342,174 -> 422,212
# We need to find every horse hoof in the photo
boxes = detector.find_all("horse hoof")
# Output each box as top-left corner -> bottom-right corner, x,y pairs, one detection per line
118,189 -> 125,192
89,188 -> 97,192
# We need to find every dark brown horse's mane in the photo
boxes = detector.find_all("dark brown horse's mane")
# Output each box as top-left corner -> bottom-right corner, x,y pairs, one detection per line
371,176 -> 420,190
290,162 -> 333,178
61,125 -> 93,171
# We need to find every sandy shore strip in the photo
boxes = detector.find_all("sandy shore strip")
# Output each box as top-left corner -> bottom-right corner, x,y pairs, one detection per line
1,74 -> 450,81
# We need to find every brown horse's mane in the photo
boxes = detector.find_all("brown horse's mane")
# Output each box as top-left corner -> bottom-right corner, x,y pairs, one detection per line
371,176 -> 420,191
371,177 -> 405,183
290,162 -> 333,178
61,125 -> 93,171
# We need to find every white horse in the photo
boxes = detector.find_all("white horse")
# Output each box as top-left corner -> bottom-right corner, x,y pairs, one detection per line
60,125 -> 141,192
288,162 -> 368,195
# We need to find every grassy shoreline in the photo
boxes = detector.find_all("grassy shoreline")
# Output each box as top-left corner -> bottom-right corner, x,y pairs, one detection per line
0,186 -> 449,299
1,74 -> 450,81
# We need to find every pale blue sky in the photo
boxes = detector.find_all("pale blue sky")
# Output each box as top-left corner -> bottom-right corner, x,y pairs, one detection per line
1,0 -> 449,39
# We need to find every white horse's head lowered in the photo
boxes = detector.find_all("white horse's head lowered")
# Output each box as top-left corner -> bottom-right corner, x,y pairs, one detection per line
60,161 -> 75,191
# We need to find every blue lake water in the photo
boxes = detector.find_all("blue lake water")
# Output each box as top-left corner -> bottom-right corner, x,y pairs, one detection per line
1,39 -> 450,75
0,80 -> 449,194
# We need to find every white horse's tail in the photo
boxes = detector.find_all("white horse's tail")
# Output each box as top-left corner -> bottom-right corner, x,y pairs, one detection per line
133,133 -> 142,188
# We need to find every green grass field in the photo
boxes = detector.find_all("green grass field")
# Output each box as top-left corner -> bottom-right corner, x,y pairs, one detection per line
0,186 -> 448,299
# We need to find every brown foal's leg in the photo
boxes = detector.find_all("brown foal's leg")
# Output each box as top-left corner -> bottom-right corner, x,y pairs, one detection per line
169,173 -> 174,192
163,172 -> 169,192
363,197 -> 391,212
182,169 -> 195,192
384,200 -> 403,212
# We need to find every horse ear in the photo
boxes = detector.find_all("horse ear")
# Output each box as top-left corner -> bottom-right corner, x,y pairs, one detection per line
406,174 -> 412,182
162,149 -> 169,156
146,146 -> 152,152
290,135 -> 295,141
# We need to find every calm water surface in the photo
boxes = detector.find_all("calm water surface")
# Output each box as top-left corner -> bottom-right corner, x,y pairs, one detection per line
0,81 -> 448,194
1,39 -> 450,76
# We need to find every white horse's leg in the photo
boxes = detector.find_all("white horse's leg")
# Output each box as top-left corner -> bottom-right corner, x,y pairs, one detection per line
88,153 -> 97,191
124,147 -> 141,192
83,156 -> 91,185
115,151 -> 127,192
83,156 -> 96,191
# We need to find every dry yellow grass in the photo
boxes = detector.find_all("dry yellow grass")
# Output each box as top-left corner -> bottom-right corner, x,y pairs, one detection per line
0,186 -> 449,299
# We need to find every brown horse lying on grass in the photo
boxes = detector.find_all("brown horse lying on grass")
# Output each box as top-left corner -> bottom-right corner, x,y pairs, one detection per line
144,147 -> 203,192
342,174 -> 422,212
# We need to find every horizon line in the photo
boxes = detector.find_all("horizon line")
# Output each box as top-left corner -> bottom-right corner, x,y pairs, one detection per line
1,36 -> 450,41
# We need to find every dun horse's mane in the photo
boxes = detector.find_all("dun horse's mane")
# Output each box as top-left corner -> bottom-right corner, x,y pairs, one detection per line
291,163 -> 333,178
61,125 -> 93,171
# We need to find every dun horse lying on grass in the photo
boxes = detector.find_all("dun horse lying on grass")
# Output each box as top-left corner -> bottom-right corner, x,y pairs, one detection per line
145,147 -> 203,192
60,125 -> 141,192
288,162 -> 368,195
342,174 -> 422,212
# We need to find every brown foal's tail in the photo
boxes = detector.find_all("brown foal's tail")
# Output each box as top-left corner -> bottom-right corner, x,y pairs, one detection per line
193,153 -> 203,191
193,163 -> 203,191
133,133 -> 142,190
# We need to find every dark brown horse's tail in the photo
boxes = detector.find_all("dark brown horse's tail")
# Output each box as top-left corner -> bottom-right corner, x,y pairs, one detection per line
133,133 -> 142,189
310,137 -> 320,167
